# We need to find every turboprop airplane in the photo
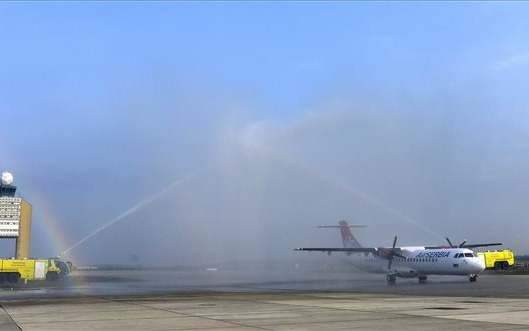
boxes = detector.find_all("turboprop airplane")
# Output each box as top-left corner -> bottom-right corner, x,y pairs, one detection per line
295,221 -> 503,285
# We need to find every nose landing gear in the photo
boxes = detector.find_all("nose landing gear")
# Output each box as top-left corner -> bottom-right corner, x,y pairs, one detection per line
469,274 -> 478,282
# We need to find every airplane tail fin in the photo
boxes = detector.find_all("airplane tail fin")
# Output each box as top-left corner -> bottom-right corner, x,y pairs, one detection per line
318,220 -> 365,248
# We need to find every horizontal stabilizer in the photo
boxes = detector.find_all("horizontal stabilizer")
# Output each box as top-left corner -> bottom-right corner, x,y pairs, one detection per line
317,225 -> 367,228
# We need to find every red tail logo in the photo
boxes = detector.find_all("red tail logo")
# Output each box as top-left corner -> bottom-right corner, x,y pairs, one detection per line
318,220 -> 363,248
339,220 -> 353,242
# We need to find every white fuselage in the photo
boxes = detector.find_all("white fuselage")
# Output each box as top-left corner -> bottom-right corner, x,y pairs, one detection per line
346,247 -> 485,278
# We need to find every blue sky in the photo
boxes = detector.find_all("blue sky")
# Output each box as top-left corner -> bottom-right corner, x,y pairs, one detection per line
1,2 -> 529,264
3,2 -> 528,115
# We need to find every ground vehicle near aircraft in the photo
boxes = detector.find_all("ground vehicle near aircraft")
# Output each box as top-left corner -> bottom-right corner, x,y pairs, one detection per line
296,221 -> 503,285
476,250 -> 514,270
0,257 -> 71,284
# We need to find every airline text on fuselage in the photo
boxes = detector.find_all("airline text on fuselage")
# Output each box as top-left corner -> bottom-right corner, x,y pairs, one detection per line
415,251 -> 451,258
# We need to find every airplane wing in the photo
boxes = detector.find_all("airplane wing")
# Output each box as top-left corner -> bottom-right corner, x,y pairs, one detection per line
424,242 -> 503,249
460,243 -> 503,249
294,247 -> 376,253
295,246 -> 406,260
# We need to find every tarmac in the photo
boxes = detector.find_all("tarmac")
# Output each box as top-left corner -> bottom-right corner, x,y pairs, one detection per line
1,270 -> 529,330
2,292 -> 529,330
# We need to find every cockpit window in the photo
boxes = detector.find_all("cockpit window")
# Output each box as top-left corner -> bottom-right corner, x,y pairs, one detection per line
464,253 -> 474,258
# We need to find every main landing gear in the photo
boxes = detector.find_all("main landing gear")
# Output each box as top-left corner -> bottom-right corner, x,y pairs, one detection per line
386,274 -> 397,285
418,275 -> 427,283
469,274 -> 478,282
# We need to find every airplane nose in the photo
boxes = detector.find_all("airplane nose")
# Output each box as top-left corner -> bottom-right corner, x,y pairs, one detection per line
474,259 -> 485,273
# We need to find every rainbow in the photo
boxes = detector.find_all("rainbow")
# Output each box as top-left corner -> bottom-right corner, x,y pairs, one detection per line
29,193 -> 76,260
0,143 -> 79,264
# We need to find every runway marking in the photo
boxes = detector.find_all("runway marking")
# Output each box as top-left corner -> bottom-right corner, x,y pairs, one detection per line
0,303 -> 21,331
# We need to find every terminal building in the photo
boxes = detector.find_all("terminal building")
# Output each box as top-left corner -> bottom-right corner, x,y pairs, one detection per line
0,172 -> 32,259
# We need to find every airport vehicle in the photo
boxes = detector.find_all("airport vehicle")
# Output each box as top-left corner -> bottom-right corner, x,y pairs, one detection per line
0,257 -> 71,284
296,221 -> 503,285
476,250 -> 514,270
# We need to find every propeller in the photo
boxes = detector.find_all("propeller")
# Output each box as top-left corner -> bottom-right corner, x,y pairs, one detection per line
387,236 -> 397,270
385,236 -> 406,271
445,237 -> 467,248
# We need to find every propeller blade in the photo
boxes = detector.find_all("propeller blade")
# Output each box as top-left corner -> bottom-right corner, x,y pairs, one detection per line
446,237 -> 454,248
387,235 -> 398,271
459,239 -> 467,248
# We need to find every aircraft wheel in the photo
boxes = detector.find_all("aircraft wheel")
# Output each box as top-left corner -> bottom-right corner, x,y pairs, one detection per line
418,275 -> 427,283
469,274 -> 477,282
386,274 -> 396,285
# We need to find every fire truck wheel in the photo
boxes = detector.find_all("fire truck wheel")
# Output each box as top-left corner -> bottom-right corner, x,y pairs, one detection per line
8,273 -> 19,284
46,272 -> 59,281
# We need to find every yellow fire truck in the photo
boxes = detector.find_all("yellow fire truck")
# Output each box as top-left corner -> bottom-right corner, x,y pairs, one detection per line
477,250 -> 515,270
0,257 -> 71,284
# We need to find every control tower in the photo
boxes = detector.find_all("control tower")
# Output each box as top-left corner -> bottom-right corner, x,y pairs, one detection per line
0,171 -> 32,259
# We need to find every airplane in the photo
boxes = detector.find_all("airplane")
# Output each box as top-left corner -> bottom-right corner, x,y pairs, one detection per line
295,220 -> 503,285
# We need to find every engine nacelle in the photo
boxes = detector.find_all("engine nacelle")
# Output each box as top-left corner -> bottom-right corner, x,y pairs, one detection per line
396,269 -> 418,278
